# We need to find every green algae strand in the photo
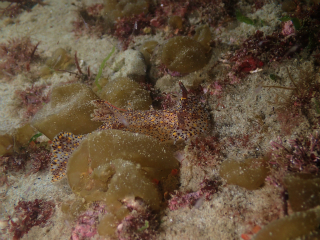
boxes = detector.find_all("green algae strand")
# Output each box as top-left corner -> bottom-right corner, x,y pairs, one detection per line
92,77 -> 109,93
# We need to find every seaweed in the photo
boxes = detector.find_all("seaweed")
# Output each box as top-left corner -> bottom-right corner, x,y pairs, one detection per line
267,133 -> 320,187
186,136 -> 223,168
168,178 -> 220,210
94,46 -> 115,90
0,0 -> 45,18
0,140 -> 51,174
117,198 -> 159,240
0,37 -> 40,79
27,142 -> 51,175
72,4 -> 107,37
226,4 -> 320,82
28,133 -> 42,144
9,199 -> 55,240
0,150 -> 29,173
73,0 -> 237,48
15,84 -> 50,120
71,202 -> 105,240
263,68 -> 320,134
112,13 -> 153,50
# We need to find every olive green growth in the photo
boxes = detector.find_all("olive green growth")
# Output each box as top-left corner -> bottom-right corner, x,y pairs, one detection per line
219,158 -> 269,190
285,174 -> 320,212
14,123 -> 37,150
314,98 -> 320,114
161,36 -> 211,74
193,25 -> 212,51
279,16 -> 292,22
65,130 -> 179,236
168,16 -> 183,30
252,206 -> 320,240
104,0 -> 150,21
32,83 -> 101,140
0,134 -> 13,156
140,41 -> 158,66
39,48 -> 74,77
97,77 -> 152,110
290,17 -> 301,30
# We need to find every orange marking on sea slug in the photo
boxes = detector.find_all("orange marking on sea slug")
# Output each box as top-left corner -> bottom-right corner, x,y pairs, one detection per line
171,169 -> 179,175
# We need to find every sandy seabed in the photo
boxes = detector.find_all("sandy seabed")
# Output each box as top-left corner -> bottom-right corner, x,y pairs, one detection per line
0,0 -> 319,239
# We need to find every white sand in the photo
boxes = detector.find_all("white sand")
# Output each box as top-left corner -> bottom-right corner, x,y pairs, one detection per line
0,0 -> 318,239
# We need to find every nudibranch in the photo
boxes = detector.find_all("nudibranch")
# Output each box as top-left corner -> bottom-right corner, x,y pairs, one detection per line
50,82 -> 210,182
51,132 -> 85,181
91,82 -> 210,142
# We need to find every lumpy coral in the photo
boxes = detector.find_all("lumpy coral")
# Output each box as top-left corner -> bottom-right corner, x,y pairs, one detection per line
193,25 -> 212,51
51,130 -> 179,182
13,124 -> 37,150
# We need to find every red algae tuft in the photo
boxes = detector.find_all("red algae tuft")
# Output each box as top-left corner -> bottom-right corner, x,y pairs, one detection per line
168,178 -> 220,210
0,37 -> 40,79
267,133 -> 320,187
0,0 -> 45,18
16,85 -> 50,120
9,199 -> 55,240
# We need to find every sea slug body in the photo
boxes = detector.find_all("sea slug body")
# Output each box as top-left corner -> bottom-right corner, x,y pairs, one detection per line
50,132 -> 85,181
92,82 -> 210,142
50,82 -> 210,182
